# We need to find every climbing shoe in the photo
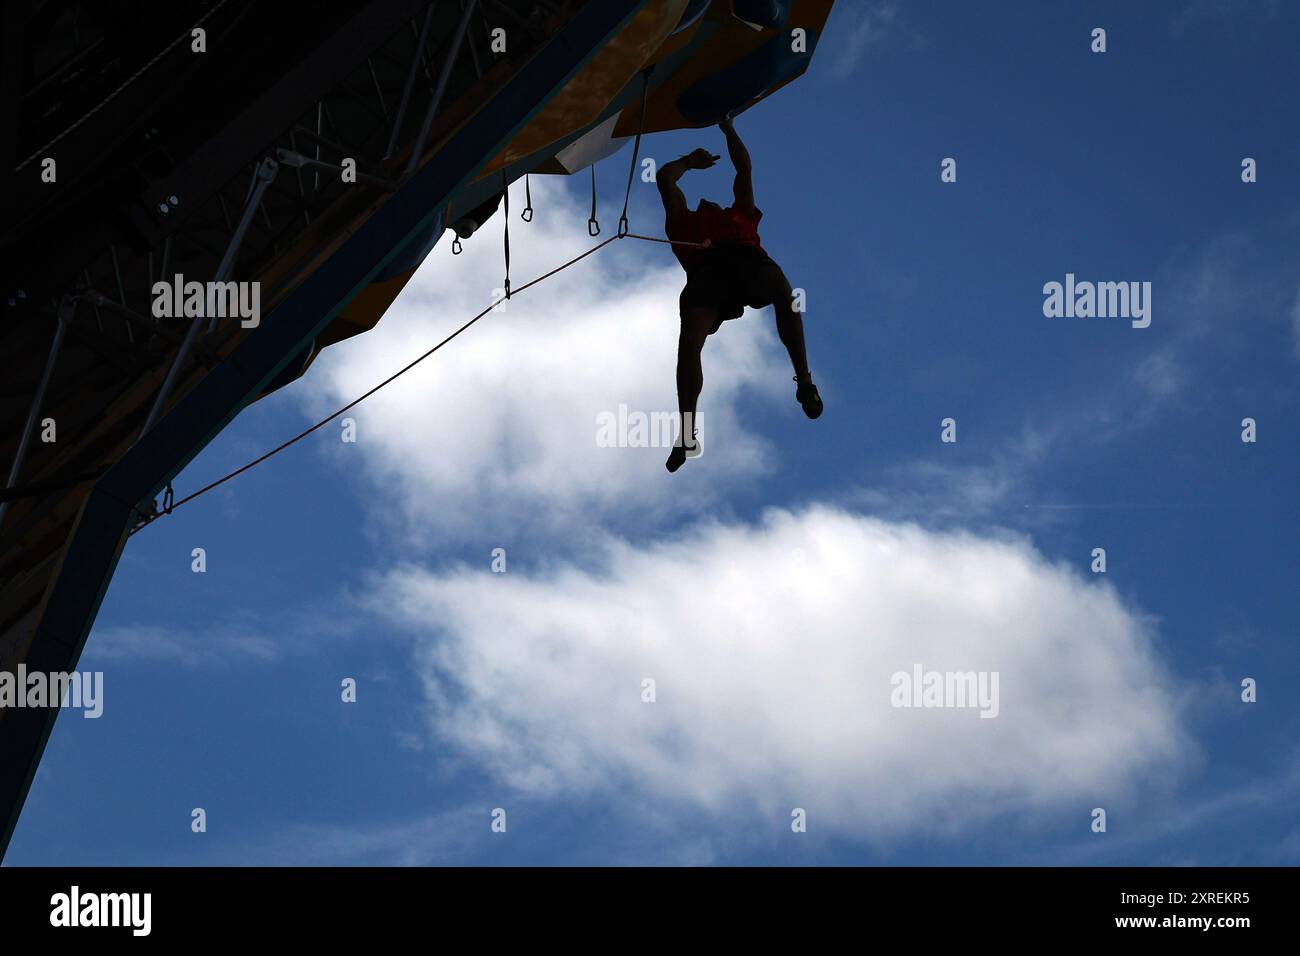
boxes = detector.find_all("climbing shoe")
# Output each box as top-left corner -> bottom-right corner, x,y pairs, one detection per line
795,377 -> 823,419
665,432 -> 702,473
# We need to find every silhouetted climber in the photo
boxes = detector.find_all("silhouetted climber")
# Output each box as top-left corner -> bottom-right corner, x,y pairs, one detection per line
658,115 -> 821,473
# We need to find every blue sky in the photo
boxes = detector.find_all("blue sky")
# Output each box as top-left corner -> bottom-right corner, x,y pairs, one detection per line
7,0 -> 1299,866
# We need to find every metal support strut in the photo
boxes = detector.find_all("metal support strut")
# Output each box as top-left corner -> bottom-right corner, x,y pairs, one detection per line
383,3 -> 437,161
404,0 -> 479,179
275,148 -> 396,191
0,297 -> 74,530
138,157 -> 279,439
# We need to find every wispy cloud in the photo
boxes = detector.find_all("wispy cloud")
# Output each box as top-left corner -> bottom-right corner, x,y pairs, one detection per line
83,603 -> 364,669
1131,350 -> 1185,402
827,2 -> 920,79
1025,744 -> 1300,865
189,807 -> 483,866
85,623 -> 281,669
844,225 -> 1299,526
844,421 -> 1053,525
175,801 -> 723,866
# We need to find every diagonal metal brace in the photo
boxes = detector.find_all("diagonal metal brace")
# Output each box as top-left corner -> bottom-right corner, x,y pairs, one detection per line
0,297 -> 74,530
139,157 -> 279,439
404,0 -> 479,180
276,148 -> 397,191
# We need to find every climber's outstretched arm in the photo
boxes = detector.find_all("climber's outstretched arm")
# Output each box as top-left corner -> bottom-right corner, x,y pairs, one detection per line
658,149 -> 719,224
720,116 -> 754,215
657,157 -> 690,222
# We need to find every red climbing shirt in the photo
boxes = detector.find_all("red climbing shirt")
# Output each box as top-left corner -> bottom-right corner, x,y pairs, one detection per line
667,203 -> 764,271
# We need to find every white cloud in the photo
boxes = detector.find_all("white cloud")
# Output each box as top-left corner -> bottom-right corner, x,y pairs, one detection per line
292,173 -> 1195,856
300,176 -> 786,549
373,504 -> 1191,844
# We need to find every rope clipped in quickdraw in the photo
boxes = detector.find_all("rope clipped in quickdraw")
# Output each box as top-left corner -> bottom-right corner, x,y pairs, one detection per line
521,174 -> 533,222
501,170 -> 511,299
618,68 -> 652,238
127,231 -> 701,536
587,164 -> 600,236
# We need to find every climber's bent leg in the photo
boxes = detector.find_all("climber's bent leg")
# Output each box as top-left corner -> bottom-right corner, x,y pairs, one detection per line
762,261 -> 822,419
764,264 -> 811,383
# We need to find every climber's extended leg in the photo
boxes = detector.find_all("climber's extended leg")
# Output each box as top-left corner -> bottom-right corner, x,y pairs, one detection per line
666,305 -> 715,473
765,264 -> 823,419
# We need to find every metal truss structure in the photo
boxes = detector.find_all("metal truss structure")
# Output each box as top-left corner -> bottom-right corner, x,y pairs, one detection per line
0,0 -> 647,858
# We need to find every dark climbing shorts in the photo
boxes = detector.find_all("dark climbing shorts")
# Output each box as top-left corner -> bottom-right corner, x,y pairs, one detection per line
679,242 -> 791,334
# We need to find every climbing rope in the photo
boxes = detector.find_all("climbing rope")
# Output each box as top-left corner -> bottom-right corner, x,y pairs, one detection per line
621,232 -> 699,246
127,229 -> 707,536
